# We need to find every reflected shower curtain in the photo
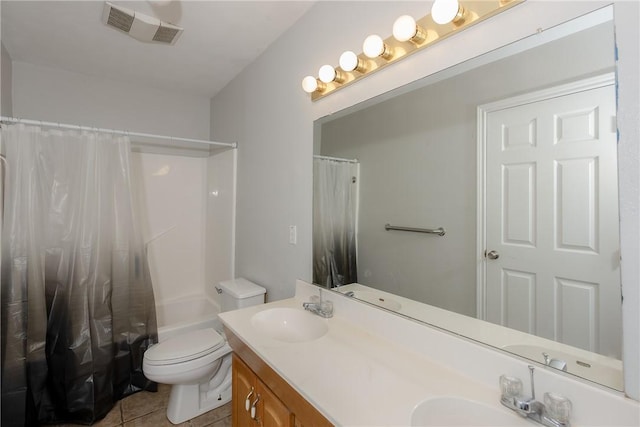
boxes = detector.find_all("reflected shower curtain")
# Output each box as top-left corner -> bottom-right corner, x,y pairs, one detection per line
313,158 -> 358,288
1,124 -> 158,426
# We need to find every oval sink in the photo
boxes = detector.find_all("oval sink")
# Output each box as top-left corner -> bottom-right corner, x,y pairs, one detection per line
344,290 -> 402,311
411,397 -> 530,426
251,308 -> 329,343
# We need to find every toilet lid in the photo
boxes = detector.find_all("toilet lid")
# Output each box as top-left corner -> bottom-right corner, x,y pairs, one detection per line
145,328 -> 225,365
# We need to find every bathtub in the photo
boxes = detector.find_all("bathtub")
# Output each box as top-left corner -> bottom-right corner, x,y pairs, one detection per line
155,295 -> 222,342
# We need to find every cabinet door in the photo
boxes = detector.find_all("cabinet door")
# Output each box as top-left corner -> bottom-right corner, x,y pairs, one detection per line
257,378 -> 293,427
232,354 -> 256,427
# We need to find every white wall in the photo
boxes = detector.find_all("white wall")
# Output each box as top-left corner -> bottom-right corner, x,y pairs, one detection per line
11,61 -> 220,305
211,1 -> 639,400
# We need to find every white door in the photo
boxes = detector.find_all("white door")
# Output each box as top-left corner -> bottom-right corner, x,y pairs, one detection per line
482,78 -> 621,358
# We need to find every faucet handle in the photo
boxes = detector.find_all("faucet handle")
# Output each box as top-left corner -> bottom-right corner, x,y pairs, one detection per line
499,375 -> 523,398
544,392 -> 572,426
320,300 -> 333,316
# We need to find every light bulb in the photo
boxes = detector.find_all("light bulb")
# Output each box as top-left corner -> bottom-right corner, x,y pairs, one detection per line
393,15 -> 417,42
363,34 -> 392,60
318,65 -> 337,83
363,34 -> 384,58
339,51 -> 359,72
301,76 -> 319,93
431,0 -> 463,24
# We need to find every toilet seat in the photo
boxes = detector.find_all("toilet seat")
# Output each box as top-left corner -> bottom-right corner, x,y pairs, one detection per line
145,328 -> 225,366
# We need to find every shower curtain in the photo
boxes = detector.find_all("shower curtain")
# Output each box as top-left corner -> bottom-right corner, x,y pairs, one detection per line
313,158 -> 358,288
1,124 -> 158,426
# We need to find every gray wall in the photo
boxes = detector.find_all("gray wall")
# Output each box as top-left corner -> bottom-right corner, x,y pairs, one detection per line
210,1 -> 639,399
12,61 -> 210,140
319,23 -> 614,317
1,43 -> 12,116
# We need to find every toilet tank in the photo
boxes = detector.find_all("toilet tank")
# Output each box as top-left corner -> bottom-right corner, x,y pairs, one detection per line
218,278 -> 266,312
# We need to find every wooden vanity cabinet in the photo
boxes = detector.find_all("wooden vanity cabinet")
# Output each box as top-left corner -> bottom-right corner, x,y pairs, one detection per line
226,327 -> 333,427
233,354 -> 293,427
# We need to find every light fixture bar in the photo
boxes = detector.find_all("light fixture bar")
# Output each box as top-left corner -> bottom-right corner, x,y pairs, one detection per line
308,0 -> 522,101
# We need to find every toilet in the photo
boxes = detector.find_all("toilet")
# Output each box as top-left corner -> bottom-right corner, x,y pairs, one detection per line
143,278 -> 266,424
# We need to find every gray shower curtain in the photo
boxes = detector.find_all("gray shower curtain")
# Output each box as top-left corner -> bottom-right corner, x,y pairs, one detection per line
313,158 -> 358,288
1,124 -> 158,426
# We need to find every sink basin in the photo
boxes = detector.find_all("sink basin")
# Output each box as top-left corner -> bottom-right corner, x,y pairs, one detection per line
411,397 -> 530,426
251,308 -> 329,343
344,290 -> 402,311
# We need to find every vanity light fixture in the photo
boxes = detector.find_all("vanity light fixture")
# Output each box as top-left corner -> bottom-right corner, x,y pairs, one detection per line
302,0 -> 522,101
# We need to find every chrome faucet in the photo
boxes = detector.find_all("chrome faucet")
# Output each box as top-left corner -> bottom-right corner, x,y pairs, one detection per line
302,293 -> 333,318
500,366 -> 572,427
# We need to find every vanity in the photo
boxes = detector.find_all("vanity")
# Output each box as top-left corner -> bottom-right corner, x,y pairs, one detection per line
220,280 -> 639,426
227,324 -> 332,426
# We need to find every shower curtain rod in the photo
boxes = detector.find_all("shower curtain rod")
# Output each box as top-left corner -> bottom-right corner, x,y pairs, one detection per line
313,154 -> 358,163
0,116 -> 237,149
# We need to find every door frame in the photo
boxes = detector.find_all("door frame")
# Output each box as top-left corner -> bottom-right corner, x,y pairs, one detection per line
475,72 -> 616,320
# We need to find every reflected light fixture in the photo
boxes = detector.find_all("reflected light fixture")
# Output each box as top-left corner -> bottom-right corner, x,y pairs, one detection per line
392,15 -> 427,44
301,0 -> 522,101
431,0 -> 466,25
363,34 -> 394,60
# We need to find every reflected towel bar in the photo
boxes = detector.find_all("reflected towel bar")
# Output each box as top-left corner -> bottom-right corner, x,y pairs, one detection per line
384,224 -> 446,236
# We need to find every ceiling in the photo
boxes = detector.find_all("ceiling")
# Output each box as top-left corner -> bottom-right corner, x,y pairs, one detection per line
1,1 -> 315,98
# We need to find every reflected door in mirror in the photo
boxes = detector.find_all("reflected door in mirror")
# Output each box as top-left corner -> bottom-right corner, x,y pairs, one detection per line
484,82 -> 621,359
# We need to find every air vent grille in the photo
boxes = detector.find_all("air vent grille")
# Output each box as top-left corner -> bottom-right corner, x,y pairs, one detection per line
102,2 -> 183,45
153,25 -> 180,44
107,6 -> 134,32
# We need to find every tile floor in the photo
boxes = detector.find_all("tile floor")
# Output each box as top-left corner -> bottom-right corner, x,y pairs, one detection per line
57,384 -> 232,427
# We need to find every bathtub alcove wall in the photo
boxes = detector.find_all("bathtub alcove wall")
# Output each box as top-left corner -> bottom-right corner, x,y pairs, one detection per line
133,147 -> 236,342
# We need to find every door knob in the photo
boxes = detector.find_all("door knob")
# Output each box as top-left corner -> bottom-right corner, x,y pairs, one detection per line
486,250 -> 500,260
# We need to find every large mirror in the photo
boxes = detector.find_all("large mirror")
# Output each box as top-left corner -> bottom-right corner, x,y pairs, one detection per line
312,6 -> 623,390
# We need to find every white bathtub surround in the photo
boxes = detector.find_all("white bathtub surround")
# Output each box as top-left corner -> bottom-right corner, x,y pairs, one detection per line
132,152 -> 208,304
219,280 -> 639,426
155,295 -> 222,342
205,148 -> 237,302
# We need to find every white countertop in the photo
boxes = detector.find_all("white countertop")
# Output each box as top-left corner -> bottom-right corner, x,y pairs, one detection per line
219,280 -> 640,427
221,298 -> 514,426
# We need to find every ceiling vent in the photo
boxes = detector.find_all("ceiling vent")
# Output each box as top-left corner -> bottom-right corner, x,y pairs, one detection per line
102,2 -> 183,45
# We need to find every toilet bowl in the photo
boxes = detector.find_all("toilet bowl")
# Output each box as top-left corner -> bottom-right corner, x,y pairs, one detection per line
143,328 -> 233,424
143,278 -> 266,424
